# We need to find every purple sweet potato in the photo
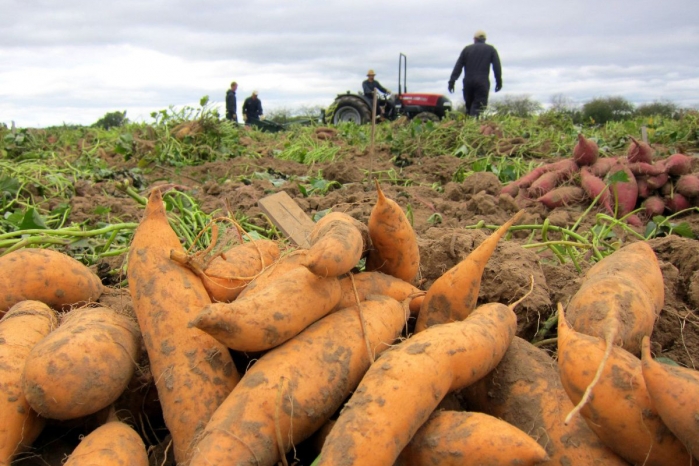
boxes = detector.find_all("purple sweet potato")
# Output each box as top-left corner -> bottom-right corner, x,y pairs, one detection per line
636,176 -> 651,199
590,157 -> 620,177
517,159 -> 581,191
608,162 -> 638,217
573,133 -> 599,166
647,172 -> 670,190
627,136 -> 654,164
663,153 -> 693,176
580,167 -> 612,214
675,174 -> 699,199
538,186 -> 585,209
527,160 -> 578,197
643,196 -> 666,217
627,162 -> 664,176
665,192 -> 692,213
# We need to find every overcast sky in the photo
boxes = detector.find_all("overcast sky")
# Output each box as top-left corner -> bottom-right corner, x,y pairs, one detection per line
1,0 -> 698,128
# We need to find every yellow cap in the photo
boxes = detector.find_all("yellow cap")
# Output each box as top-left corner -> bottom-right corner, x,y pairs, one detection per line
367,69 -> 376,76
474,30 -> 487,39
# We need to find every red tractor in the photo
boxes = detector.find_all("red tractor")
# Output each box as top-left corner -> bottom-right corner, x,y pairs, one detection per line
325,54 -> 452,125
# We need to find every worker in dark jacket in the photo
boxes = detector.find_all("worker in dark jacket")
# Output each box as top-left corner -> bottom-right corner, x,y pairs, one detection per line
225,81 -> 238,122
242,90 -> 264,123
362,69 -> 392,118
448,30 -> 502,117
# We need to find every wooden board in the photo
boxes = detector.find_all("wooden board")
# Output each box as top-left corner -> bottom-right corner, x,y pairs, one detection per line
258,191 -> 315,248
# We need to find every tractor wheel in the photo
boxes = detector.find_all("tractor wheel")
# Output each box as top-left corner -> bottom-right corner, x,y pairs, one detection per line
332,96 -> 371,125
413,112 -> 440,123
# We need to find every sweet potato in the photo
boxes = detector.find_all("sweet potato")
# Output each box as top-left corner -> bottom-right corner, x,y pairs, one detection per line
334,271 -> 420,311
458,336 -> 628,465
537,186 -> 585,209
304,212 -> 367,277
63,420 -> 148,466
238,249 -> 308,299
365,181 -> 420,283
608,162 -> 638,217
627,136 -> 654,164
589,156 -> 620,177
21,305 -> 140,420
171,239 -> 281,302
127,188 -> 239,464
527,160 -> 578,198
627,161 -> 664,176
396,410 -> 549,466
665,192 -> 692,213
567,241 -> 664,350
580,167 -> 612,213
573,133 -> 599,166
563,241 -> 663,422
647,172 -> 669,190
414,210 -> 523,332
0,301 -> 57,466
636,175 -> 651,198
317,301 -> 517,466
641,336 -> 699,460
675,173 -> 699,199
189,295 -> 409,466
190,265 -> 341,352
0,248 -> 103,314
643,195 -> 666,217
663,152 -> 693,176
557,304 -> 690,465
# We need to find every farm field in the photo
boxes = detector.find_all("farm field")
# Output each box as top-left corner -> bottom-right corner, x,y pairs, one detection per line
2,108 -> 699,465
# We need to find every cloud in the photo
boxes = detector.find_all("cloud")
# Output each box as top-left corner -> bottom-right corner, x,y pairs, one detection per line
1,0 -> 698,127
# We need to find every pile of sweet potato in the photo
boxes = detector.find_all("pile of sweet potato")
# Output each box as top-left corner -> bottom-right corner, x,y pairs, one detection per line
502,134 -> 697,226
1,182 -> 698,466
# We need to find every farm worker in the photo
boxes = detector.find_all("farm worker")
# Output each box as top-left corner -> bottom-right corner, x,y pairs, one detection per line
362,69 -> 392,118
225,81 -> 238,123
448,30 -> 502,118
243,90 -> 264,123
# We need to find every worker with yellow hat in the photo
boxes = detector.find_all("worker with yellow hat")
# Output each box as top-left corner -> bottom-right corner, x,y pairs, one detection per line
448,30 -> 502,118
362,69 -> 393,119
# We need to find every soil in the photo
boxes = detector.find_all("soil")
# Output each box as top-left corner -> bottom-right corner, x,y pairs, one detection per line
11,127 -> 699,465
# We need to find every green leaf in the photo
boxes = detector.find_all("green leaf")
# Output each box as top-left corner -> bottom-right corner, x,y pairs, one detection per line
94,205 -> 111,215
19,207 -> 48,230
0,176 -> 20,196
607,170 -> 629,184
671,222 -> 695,238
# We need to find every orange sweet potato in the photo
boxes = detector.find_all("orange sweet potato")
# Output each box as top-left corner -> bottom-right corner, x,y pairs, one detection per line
0,248 -> 103,314
334,271 -> 420,311
557,304 -> 690,465
641,336 -> 699,460
171,239 -> 280,302
414,210 -> 523,332
365,180 -> 420,283
189,295 -> 409,466
304,212 -> 367,277
317,301 -> 517,466
22,305 -> 140,420
0,301 -> 57,466
396,410 -> 549,466
459,336 -> 628,465
127,188 -> 239,464
189,265 -> 342,352
563,241 -> 664,421
238,249 -> 308,299
63,421 -> 148,466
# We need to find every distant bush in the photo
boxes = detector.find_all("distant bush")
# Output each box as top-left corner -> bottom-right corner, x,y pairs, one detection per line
582,97 -> 634,125
636,101 -> 680,119
93,111 -> 128,130
490,95 -> 543,118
